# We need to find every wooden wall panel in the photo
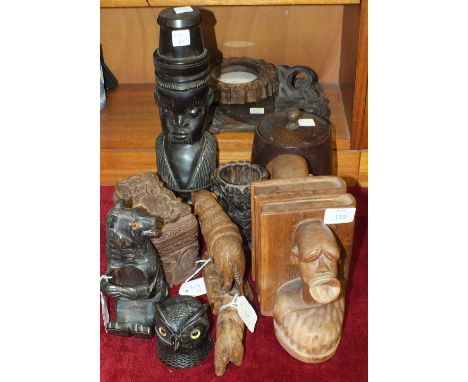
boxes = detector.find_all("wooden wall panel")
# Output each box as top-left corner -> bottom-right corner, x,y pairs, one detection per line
101,0 -> 148,7
339,3 -> 360,139
339,0 -> 367,149
100,8 -> 158,84
100,5 -> 344,84
358,149 -> 367,187
361,91 -> 367,148
146,1 -> 359,5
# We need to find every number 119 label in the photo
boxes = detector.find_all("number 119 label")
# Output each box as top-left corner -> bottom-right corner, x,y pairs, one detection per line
323,208 -> 356,224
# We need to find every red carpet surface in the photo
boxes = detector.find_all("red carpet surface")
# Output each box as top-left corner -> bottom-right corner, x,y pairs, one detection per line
100,186 -> 368,381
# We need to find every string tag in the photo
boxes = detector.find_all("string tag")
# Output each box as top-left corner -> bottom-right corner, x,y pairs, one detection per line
236,296 -> 258,333
100,292 -> 109,332
100,275 -> 112,332
219,293 -> 239,312
174,6 -> 193,14
324,207 -> 356,224
179,259 -> 211,297
219,293 -> 258,333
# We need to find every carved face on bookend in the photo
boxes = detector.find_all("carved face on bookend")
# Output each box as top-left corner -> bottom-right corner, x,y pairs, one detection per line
291,220 -> 341,304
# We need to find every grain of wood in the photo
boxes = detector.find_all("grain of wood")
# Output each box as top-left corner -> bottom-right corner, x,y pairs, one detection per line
100,5 -> 343,84
101,84 -> 350,150
146,1 -> 360,7
358,149 -> 367,187
101,0 -> 148,7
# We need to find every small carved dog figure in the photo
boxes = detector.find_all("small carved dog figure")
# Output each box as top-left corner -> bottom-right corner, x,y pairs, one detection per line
215,294 -> 245,376
100,200 -> 168,337
192,190 -> 245,295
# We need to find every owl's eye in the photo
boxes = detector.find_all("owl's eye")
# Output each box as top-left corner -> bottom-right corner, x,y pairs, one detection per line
158,327 -> 167,337
190,329 -> 201,340
131,222 -> 139,231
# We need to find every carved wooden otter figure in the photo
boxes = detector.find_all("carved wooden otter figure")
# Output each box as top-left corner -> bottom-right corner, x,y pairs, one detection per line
192,190 -> 245,296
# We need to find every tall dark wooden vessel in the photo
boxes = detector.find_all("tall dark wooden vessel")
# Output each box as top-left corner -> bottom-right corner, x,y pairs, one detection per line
153,7 -> 216,200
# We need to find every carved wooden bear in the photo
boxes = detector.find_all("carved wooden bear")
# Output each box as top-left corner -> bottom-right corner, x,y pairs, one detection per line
100,200 -> 168,338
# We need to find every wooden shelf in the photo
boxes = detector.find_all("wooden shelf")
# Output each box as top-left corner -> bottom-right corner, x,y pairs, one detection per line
101,84 -> 360,186
101,0 -> 360,8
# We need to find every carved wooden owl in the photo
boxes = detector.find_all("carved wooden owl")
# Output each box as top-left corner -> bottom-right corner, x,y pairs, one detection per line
155,296 -> 212,368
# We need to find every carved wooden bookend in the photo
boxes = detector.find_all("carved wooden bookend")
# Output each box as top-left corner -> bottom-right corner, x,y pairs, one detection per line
154,7 -> 217,199
215,294 -> 246,376
100,200 -> 168,337
273,221 -> 345,363
250,175 -> 347,279
155,296 -> 212,369
192,190 -> 246,295
250,175 -> 354,316
113,172 -> 200,286
212,161 -> 270,249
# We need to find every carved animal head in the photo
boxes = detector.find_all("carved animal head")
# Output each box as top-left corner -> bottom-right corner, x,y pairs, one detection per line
191,190 -> 219,217
106,200 -> 162,250
291,220 -> 341,304
155,296 -> 212,368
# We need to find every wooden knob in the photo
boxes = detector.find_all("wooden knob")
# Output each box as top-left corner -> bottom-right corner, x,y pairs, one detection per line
286,108 -> 301,123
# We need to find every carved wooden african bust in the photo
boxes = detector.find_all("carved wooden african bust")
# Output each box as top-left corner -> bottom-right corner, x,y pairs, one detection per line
154,7 -> 216,199
273,221 -> 345,363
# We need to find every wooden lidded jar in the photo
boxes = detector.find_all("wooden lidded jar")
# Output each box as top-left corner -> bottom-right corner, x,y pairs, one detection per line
251,108 -> 333,176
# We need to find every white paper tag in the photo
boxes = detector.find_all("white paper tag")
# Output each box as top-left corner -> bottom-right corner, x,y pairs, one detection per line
172,29 -> 191,47
100,292 -> 109,332
298,118 -> 316,127
174,6 -> 193,14
250,107 -> 264,115
179,277 -> 207,297
324,207 -> 356,224
236,296 -> 258,333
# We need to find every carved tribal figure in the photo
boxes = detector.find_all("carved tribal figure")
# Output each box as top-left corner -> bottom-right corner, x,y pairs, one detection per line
273,220 -> 345,363
154,7 -> 216,199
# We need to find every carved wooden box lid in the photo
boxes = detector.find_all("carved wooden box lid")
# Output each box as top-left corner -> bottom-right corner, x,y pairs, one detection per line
256,108 -> 330,149
112,172 -> 191,224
